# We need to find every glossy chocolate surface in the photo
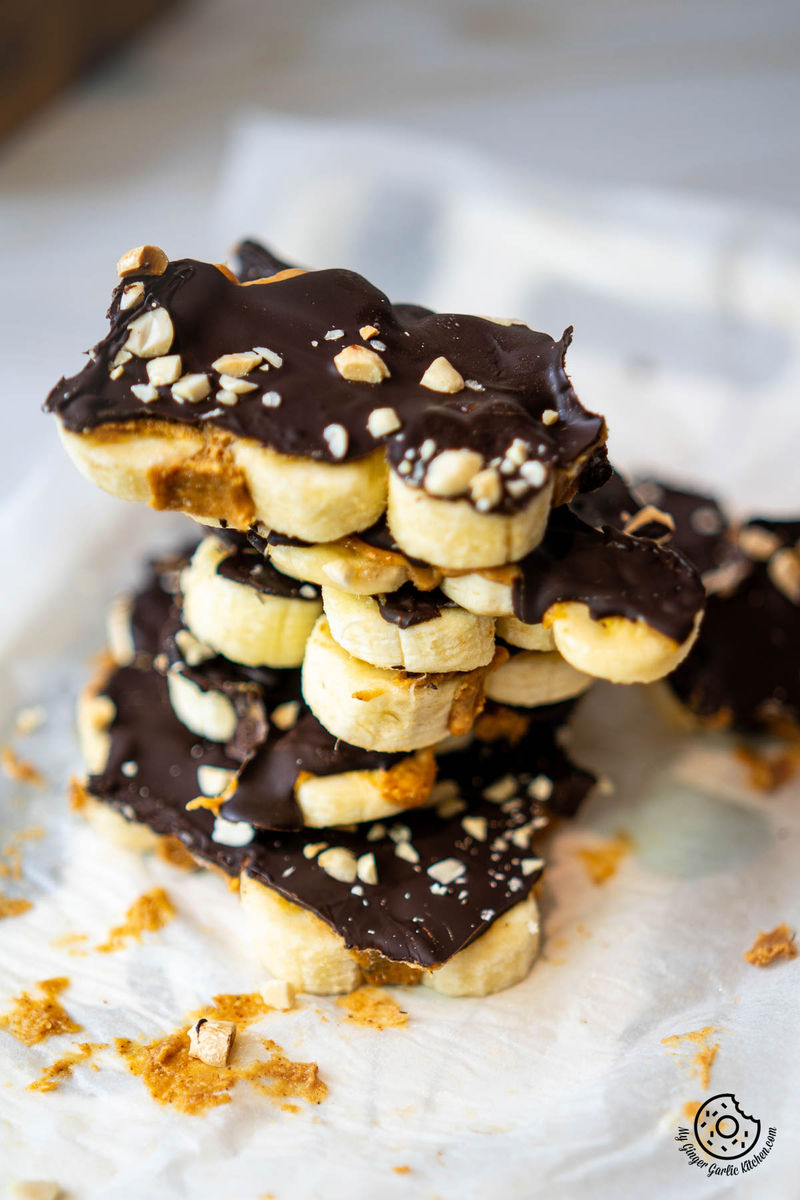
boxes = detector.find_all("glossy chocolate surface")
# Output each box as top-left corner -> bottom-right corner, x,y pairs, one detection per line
45,250 -> 606,513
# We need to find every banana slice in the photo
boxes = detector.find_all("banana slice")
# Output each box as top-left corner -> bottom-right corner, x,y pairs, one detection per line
387,469 -> 554,569
484,648 -> 592,707
241,876 -> 539,996
57,420 -> 388,543
301,616 -> 493,751
292,749 -> 437,827
545,602 -> 702,685
321,584 -> 495,672
495,616 -> 556,652
268,538 -> 412,595
181,536 -> 321,668
440,569 -> 516,616
75,789 -> 540,998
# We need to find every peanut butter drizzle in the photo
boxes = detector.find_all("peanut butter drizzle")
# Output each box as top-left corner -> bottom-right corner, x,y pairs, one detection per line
0,826 -> 45,881
577,831 -> 633,884
0,978 -> 82,1045
735,744 -> 800,792
96,887 -> 175,953
682,1100 -> 702,1122
337,987 -> 409,1030
0,894 -> 32,918
116,994 -> 326,1115
29,1041 -> 107,1092
661,1026 -> 721,1091
744,923 -> 797,967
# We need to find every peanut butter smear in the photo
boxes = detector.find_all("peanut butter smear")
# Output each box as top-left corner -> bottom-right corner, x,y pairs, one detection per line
115,993 -> 327,1115
0,978 -> 82,1045
0,894 -> 32,919
661,1026 -> 721,1091
682,1100 -> 702,1122
337,987 -> 409,1030
735,744 -> 800,792
1,826 -> 45,880
578,831 -> 633,884
96,887 -> 175,952
29,1041 -> 107,1092
744,923 -> 798,967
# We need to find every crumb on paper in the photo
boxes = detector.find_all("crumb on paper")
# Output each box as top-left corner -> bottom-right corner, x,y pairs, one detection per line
28,1041 -> 107,1092
682,1099 -> 702,1122
577,831 -> 633,884
393,1165 -> 411,1175
155,836 -> 197,871
68,776 -> 89,811
661,1026 -> 721,1091
261,979 -> 296,1011
116,1000 -> 326,1115
744,923 -> 797,967
337,987 -> 408,1030
13,706 -> 46,737
0,978 -> 82,1045
50,932 -> 88,953
10,1183 -> 62,1200
735,744 -> 800,792
0,893 -> 32,919
1,747 -> 44,786
0,826 -> 45,881
96,887 -> 175,953
188,1018 -> 236,1067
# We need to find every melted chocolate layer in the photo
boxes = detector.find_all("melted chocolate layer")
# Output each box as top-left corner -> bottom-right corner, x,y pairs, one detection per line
45,252 -> 605,513
633,479 -> 742,583
215,542 -> 320,600
90,663 -> 594,966
376,583 -> 449,628
511,507 -> 704,643
670,518 -> 800,733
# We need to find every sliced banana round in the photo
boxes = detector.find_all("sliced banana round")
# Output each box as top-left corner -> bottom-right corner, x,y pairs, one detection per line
241,877 -> 539,996
544,602 -> 703,685
321,584 -> 495,672
439,569 -> 516,616
181,536 -> 321,668
484,647 -> 592,707
495,616 -> 556,652
301,616 -> 492,751
268,537 -> 412,595
291,749 -> 437,827
57,419 -> 388,544
387,469 -> 554,569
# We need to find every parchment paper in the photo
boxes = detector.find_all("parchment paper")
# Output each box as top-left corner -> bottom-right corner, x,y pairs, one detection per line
0,117 -> 797,1199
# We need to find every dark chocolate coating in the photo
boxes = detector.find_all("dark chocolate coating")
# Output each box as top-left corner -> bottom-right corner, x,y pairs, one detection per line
632,478 -> 742,582
376,583 -> 450,628
44,254 -> 605,513
669,518 -> 800,733
214,541 -> 320,600
231,239 -> 296,283
511,507 -> 704,643
89,664 -> 594,967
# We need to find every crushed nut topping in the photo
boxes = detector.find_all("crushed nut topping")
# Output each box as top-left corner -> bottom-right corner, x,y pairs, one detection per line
333,344 -> 390,384
419,356 -> 464,394
212,351 -> 262,376
125,307 -> 174,358
188,1017 -> 236,1067
323,423 -> 349,459
120,282 -> 145,311
317,847 -> 357,883
271,700 -> 300,730
131,383 -> 158,403
359,324 -> 379,340
172,373 -> 211,403
117,244 -> 168,278
261,979 -> 295,1010
356,853 -> 378,885
541,408 -> 559,425
211,818 -> 254,847
218,374 -> 258,394
461,815 -> 488,841
146,354 -> 182,386
427,858 -> 466,885
366,406 -> 401,438
425,448 -> 484,497
197,765 -> 237,796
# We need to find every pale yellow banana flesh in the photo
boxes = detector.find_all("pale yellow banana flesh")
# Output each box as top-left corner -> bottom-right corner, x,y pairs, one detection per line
181,536 -> 321,668
301,616 -> 488,752
546,602 -> 703,685
484,649 -> 593,707
321,584 -> 495,672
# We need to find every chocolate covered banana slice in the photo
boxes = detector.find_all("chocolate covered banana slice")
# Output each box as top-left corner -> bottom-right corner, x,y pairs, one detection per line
76,661 -> 595,995
442,507 -> 705,684
181,534 -> 321,668
45,244 -> 606,565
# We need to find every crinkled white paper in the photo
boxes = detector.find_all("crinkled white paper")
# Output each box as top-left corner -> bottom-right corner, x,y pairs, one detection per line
0,117 -> 798,1198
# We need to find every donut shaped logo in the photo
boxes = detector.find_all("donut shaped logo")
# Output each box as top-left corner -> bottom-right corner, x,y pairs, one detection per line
694,1094 -> 761,1160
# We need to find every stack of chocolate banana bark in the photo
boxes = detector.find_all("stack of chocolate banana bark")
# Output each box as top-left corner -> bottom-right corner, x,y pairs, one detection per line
45,242 -> 705,997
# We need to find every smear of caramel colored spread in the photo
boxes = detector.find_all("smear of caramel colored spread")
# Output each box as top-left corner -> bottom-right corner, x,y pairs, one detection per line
51,932 -> 88,952
96,887 -> 175,952
116,994 -> 326,1115
736,744 -> 800,792
1,747 -> 44,785
337,987 -> 409,1030
577,831 -> 633,884
744,923 -> 798,967
0,894 -> 32,919
682,1099 -> 702,1122
28,1041 -> 108,1092
661,1026 -> 721,1091
393,1165 -> 411,1175
0,978 -> 82,1045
